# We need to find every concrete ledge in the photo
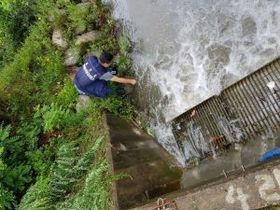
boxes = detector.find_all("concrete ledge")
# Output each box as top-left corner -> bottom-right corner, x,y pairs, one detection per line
104,113 -> 119,210
132,159 -> 280,210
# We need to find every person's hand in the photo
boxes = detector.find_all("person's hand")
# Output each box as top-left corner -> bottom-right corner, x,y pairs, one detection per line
130,79 -> 137,85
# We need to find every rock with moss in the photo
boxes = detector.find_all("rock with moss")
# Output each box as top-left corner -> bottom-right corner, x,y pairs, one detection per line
75,26 -> 86,35
76,95 -> 91,112
75,31 -> 98,46
64,48 -> 80,66
52,29 -> 68,49
77,2 -> 91,9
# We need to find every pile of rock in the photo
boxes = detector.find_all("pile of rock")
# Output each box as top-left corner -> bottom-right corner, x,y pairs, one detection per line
52,29 -> 98,66
50,3 -> 101,111
51,2 -> 100,67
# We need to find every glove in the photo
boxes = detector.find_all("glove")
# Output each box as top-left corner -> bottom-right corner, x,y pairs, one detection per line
108,66 -> 118,75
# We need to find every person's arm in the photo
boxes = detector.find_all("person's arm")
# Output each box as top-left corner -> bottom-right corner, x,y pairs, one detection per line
111,76 -> 137,85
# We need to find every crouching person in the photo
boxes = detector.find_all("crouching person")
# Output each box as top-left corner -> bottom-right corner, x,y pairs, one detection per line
74,52 -> 137,98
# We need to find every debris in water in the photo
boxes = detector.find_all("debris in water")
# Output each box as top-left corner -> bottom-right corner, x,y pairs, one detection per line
175,123 -> 181,130
222,170 -> 228,178
210,136 -> 225,150
266,81 -> 276,90
241,164 -> 246,172
190,109 -> 197,118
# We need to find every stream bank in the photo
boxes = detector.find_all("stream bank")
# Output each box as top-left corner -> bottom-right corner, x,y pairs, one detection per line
0,0 -> 136,209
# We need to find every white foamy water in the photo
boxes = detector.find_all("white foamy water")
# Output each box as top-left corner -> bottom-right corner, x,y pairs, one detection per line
110,0 -> 280,166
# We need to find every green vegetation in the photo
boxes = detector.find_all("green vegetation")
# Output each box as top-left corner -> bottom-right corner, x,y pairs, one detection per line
258,207 -> 280,210
0,0 -> 37,68
0,0 -> 134,209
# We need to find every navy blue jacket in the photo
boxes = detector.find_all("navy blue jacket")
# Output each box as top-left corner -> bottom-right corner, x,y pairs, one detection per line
74,56 -> 111,97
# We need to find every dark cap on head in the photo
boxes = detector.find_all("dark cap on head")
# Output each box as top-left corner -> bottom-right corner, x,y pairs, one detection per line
99,52 -> 113,64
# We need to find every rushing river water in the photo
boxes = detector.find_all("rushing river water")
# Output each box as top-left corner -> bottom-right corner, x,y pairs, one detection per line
110,0 -> 280,166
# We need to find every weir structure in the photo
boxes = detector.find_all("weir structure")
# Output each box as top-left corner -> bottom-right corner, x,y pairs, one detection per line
172,58 -> 280,165
107,58 -> 280,210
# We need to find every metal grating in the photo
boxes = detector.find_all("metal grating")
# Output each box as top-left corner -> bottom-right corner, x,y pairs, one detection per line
172,58 -> 280,163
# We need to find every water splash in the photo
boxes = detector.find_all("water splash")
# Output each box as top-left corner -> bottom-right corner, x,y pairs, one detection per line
186,121 -> 211,159
153,122 -> 186,166
150,0 -> 280,121
218,118 -> 245,143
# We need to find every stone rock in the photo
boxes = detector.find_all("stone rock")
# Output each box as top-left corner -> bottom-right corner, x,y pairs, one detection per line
77,2 -> 91,9
52,29 -> 68,49
75,26 -> 86,35
76,95 -> 91,112
64,48 -> 80,66
75,31 -> 98,45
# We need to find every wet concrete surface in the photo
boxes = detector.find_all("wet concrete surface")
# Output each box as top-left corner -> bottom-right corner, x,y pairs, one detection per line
181,129 -> 280,189
107,112 -> 280,209
106,113 -> 182,209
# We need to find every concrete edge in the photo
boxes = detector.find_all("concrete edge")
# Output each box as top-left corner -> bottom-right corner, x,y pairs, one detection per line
103,113 -> 119,210
130,158 -> 280,209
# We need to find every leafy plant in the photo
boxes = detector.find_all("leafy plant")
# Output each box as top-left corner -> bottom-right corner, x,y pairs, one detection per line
0,147 -> 5,170
0,124 -> 10,142
0,125 -> 25,165
0,0 -> 38,67
49,137 -> 103,202
100,97 -> 134,120
116,54 -> 132,74
17,121 -> 41,151
118,36 -> 132,55
0,183 -> 15,210
26,149 -> 50,176
35,103 -> 70,133
17,177 -> 52,210
49,142 -> 78,201
55,79 -> 78,109
91,16 -> 119,54
67,3 -> 90,32
55,160 -> 112,210
2,165 -> 32,192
